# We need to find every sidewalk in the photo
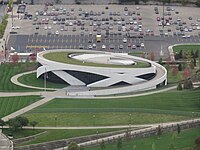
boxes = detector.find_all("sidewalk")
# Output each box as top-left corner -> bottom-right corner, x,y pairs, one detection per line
0,130 -> 12,150
0,5 -> 19,63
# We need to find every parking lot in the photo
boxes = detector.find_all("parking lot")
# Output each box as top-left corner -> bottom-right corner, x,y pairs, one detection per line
8,4 -> 200,58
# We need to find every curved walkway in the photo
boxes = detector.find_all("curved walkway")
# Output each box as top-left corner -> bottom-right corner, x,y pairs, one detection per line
1,85 -> 176,122
11,70 -> 59,91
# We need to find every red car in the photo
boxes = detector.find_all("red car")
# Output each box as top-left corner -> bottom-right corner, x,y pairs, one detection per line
138,16 -> 142,20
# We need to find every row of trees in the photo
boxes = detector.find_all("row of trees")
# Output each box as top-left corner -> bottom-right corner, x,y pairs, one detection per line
0,116 -> 38,135
175,50 -> 199,60
118,0 -> 200,6
0,14 -> 8,38
11,52 -> 36,64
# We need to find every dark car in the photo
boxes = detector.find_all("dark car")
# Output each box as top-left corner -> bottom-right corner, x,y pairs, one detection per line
109,44 -> 115,49
124,7 -> 128,11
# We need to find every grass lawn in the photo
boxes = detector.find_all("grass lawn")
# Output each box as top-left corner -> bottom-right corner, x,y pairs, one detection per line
167,67 -> 182,83
3,128 -> 128,146
23,90 -> 200,126
173,45 -> 200,54
0,96 -> 41,118
43,52 -> 150,68
0,62 -> 39,92
86,128 -> 200,150
17,72 -> 67,89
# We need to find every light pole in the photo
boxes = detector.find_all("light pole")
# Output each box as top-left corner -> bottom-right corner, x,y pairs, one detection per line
44,67 -> 47,91
192,112 -> 195,121
129,113 -> 132,129
93,114 -> 95,126
55,115 -> 57,127
162,0 -> 165,29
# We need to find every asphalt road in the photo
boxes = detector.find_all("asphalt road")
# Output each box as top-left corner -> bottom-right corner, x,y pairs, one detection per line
7,34 -> 200,59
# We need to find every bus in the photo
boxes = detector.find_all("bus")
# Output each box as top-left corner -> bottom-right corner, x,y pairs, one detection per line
96,35 -> 101,42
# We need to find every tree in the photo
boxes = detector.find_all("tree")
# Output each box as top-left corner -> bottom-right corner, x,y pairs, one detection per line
7,116 -> 29,133
194,50 -> 199,58
191,50 -> 195,58
8,0 -> 13,10
142,0 -> 148,4
196,0 -> 200,7
195,137 -> 200,146
177,82 -> 182,90
168,143 -> 175,150
0,119 -> 5,129
181,0 -> 189,6
125,129 -> 131,141
183,78 -> 193,89
177,124 -> 181,134
100,139 -> 106,150
7,118 -> 21,133
172,66 -> 178,76
11,52 -> 19,64
189,63 -> 194,69
29,53 -> 36,62
29,121 -> 38,129
16,116 -> 29,127
157,125 -> 162,136
150,51 -> 155,61
179,50 -> 183,59
178,63 -> 182,71
68,141 -> 79,150
151,142 -> 156,150
117,137 -> 122,149
182,68 -> 192,80
158,58 -> 163,65
193,58 -> 197,67
132,145 -> 137,150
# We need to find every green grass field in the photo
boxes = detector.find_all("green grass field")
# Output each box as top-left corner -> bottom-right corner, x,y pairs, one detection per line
17,72 -> 67,89
0,62 -> 39,92
173,45 -> 200,54
23,90 -> 200,126
0,96 -> 41,118
43,52 -> 150,68
86,128 -> 200,150
167,67 -> 183,83
3,128 -> 128,146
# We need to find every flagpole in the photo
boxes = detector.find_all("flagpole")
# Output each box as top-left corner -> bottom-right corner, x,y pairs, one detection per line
44,67 -> 46,91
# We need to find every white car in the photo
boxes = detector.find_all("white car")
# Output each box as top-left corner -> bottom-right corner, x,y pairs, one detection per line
44,26 -> 47,30
184,28 -> 189,32
158,22 -> 162,26
102,45 -> 106,49
55,31 -> 59,35
182,35 -> 186,38
132,45 -> 136,49
12,26 -> 20,29
123,38 -> 127,43
197,26 -> 200,30
136,6 -> 140,10
48,26 -> 52,30
187,35 -> 191,38
140,43 -> 144,48
92,43 -> 96,48
88,45 -> 92,49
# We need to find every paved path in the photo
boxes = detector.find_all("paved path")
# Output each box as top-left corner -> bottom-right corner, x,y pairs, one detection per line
55,118 -> 200,150
10,70 -> 59,90
0,131 -> 12,150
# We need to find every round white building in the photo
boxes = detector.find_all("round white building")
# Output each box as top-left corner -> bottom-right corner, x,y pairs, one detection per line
37,49 -> 167,96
